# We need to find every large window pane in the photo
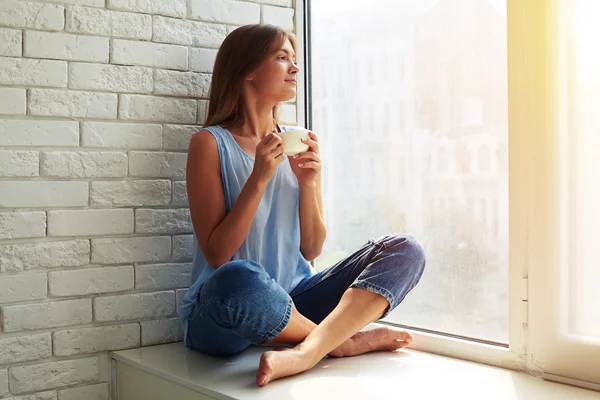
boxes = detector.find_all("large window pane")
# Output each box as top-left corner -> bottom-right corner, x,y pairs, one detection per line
311,0 -> 509,343
568,0 -> 600,339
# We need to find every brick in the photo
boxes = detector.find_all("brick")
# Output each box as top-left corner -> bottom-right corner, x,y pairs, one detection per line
252,0 -> 292,5
0,120 -> 78,147
135,263 -> 191,290
70,63 -> 153,93
0,369 -> 6,396
172,235 -> 193,261
53,324 -> 139,356
107,0 -> 185,17
41,151 -> 127,178
198,100 -> 208,124
66,6 -> 152,40
189,48 -> 218,73
49,0 -> 104,5
189,0 -> 260,25
94,291 -> 175,322
29,89 -> 117,119
24,31 -> 108,62
129,151 -> 187,179
49,209 -> 133,237
82,122 -> 162,149
140,318 -> 183,345
0,150 -> 39,177
136,209 -> 191,234
0,57 -> 67,87
49,265 -> 134,296
172,181 -> 188,206
0,273 -> 47,304
0,28 -> 22,57
59,383 -> 109,400
9,357 -> 99,393
5,391 -> 57,400
0,211 -> 46,240
0,181 -> 88,208
154,70 -> 210,98
0,333 -> 51,365
261,5 -> 294,30
2,299 -> 92,333
119,95 -> 197,123
91,236 -> 171,264
176,288 -> 186,308
0,239 -> 90,273
0,88 -> 26,115
112,39 -> 187,70
90,180 -> 171,207
152,16 -> 226,48
0,1 -> 64,31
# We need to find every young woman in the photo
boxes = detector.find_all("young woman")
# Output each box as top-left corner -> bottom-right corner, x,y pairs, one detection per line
178,24 -> 426,387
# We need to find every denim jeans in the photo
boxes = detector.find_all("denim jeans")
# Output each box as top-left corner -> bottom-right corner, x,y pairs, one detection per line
185,234 -> 426,356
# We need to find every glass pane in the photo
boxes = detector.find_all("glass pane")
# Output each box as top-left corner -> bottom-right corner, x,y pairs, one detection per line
568,0 -> 600,339
311,0 -> 509,343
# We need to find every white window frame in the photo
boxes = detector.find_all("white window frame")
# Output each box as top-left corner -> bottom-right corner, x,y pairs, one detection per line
296,0 -> 600,389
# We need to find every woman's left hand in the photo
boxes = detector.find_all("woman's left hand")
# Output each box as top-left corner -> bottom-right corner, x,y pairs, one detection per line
289,131 -> 321,187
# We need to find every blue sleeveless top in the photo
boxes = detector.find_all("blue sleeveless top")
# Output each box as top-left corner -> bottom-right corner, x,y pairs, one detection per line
178,124 -> 315,344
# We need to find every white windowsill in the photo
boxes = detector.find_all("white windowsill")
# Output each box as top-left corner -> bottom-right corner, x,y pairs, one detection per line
111,340 -> 600,400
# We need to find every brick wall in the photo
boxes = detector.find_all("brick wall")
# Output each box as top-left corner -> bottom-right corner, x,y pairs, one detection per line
0,0 -> 297,398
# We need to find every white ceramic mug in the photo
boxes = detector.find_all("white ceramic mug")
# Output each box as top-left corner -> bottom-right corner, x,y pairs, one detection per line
279,129 -> 310,156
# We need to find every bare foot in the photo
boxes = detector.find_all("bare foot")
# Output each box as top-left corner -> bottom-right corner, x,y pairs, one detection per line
333,326 -> 413,357
256,344 -> 319,386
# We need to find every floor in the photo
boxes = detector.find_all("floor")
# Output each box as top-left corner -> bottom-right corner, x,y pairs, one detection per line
112,342 -> 600,400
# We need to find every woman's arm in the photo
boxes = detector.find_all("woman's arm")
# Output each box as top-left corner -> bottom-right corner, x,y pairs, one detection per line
187,130 -> 284,268
291,132 -> 327,261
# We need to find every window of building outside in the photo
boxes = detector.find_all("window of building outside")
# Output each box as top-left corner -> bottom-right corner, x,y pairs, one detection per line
310,0 -> 509,344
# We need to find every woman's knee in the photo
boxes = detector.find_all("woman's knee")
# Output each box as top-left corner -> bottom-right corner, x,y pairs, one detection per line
390,234 -> 427,277
203,259 -> 266,300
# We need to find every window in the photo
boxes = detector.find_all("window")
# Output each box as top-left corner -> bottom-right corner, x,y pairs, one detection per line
311,0 -> 509,344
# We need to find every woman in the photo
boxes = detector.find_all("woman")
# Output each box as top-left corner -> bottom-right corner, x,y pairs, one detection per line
178,24 -> 426,387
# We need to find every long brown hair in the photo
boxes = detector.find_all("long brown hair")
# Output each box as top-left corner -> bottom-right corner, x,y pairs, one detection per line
204,24 -> 297,128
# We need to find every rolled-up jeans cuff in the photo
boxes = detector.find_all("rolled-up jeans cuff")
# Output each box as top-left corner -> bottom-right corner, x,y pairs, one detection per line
254,297 -> 293,345
351,281 -> 396,318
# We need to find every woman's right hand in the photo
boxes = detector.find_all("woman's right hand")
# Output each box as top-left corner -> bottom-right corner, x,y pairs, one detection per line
251,131 -> 285,186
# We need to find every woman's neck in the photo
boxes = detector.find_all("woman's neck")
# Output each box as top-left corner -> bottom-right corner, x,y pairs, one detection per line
237,99 -> 278,140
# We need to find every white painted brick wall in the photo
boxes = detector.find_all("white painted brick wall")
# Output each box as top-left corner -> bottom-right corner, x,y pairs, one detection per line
59,383 -> 109,400
81,121 -> 162,149
0,150 -> 39,177
0,370 -> 7,397
0,239 -> 90,273
0,0 -> 297,397
53,324 -> 139,355
2,298 -> 92,332
129,151 -> 188,179
66,6 -> 152,40
154,70 -> 211,98
49,265 -> 134,296
0,273 -> 47,303
94,291 -> 175,321
9,357 -> 99,393
0,1 -> 65,31
69,63 -> 154,93
0,333 -> 52,365
0,28 -> 22,57
0,88 -> 26,115
24,31 -> 109,62
0,211 -> 46,240
48,209 -> 134,236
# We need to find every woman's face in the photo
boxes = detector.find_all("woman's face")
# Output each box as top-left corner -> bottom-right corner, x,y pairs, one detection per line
247,38 -> 298,102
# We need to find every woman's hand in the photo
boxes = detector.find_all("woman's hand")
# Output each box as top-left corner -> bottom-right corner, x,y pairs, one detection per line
289,131 -> 322,187
251,131 -> 285,187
